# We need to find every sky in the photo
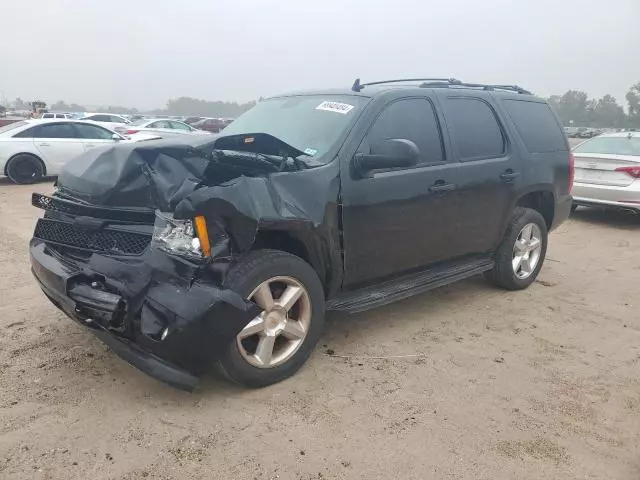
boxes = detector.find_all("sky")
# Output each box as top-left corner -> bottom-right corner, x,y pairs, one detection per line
1,0 -> 639,110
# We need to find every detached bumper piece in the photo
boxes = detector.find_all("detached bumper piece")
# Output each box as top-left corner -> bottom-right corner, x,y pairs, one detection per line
30,239 -> 260,391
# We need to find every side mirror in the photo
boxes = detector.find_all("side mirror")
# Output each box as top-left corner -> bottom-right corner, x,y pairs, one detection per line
354,138 -> 420,176
112,133 -> 122,142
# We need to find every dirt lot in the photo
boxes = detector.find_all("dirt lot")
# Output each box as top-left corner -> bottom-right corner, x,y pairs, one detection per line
1,179 -> 639,480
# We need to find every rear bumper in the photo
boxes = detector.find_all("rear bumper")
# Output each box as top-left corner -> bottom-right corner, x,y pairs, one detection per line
572,181 -> 640,212
30,239 -> 260,391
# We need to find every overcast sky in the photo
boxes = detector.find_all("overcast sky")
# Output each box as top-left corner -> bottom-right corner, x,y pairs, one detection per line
1,0 -> 638,110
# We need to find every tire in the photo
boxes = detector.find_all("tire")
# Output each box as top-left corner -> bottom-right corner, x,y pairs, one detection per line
6,154 -> 44,184
485,207 -> 548,290
218,249 -> 325,388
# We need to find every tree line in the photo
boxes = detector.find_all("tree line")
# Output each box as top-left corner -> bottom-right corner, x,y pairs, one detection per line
8,96 -> 258,119
6,80 -> 640,127
547,81 -> 639,128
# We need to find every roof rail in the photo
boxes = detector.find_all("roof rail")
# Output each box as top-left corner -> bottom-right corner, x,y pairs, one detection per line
351,78 -> 531,95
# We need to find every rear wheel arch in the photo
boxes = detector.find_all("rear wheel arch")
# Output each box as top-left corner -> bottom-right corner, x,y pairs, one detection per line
515,190 -> 555,229
5,153 -> 47,183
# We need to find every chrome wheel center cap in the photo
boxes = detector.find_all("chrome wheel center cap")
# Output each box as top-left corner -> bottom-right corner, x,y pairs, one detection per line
264,309 -> 287,334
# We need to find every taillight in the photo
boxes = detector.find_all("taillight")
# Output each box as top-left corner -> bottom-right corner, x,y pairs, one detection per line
568,152 -> 575,192
615,166 -> 640,179
126,129 -> 139,135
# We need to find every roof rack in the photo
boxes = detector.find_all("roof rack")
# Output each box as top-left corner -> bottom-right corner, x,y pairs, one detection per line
351,78 -> 531,95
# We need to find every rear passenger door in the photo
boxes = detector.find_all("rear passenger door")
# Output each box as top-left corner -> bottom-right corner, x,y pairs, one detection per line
31,123 -> 86,171
341,96 -> 461,287
438,94 -> 521,255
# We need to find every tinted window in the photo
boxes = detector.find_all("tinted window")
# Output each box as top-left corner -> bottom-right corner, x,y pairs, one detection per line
87,114 -> 109,122
170,121 -> 191,131
503,100 -> 567,153
32,123 -> 79,139
150,120 -> 171,128
42,113 -> 54,119
362,98 -> 444,165
443,98 -> 505,161
110,116 -> 125,123
75,123 -> 114,140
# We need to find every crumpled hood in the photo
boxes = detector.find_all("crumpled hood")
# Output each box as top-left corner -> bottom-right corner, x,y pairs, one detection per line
56,137 -> 217,211
56,134 -> 309,211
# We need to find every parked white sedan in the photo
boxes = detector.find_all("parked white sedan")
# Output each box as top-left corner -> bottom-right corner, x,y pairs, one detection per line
118,118 -> 210,136
572,132 -> 640,213
0,120 -> 159,184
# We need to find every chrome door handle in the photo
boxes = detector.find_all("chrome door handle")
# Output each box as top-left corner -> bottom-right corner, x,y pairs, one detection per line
39,143 -> 50,147
429,182 -> 456,192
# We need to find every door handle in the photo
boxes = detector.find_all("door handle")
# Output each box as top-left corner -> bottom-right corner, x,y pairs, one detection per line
85,144 -> 96,148
500,170 -> 520,182
429,181 -> 456,193
38,143 -> 50,147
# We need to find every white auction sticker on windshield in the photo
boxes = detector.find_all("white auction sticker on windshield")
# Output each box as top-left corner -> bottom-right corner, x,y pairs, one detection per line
315,101 -> 355,115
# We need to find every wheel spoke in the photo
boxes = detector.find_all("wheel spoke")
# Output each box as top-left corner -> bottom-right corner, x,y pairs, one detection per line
238,316 -> 265,339
276,285 -> 304,311
512,254 -> 523,272
254,334 -> 276,366
521,224 -> 533,241
282,320 -> 306,340
252,283 -> 274,311
520,257 -> 532,274
528,237 -> 541,252
514,239 -> 528,255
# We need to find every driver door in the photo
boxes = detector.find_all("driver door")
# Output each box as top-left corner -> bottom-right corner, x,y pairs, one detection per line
31,122 -> 86,172
340,96 -> 461,288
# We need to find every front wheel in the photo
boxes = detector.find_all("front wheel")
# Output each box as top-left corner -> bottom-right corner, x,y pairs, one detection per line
218,250 -> 325,388
485,207 -> 548,290
6,154 -> 44,184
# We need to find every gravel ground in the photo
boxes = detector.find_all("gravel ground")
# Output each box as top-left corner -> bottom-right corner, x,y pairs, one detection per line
1,178 -> 639,480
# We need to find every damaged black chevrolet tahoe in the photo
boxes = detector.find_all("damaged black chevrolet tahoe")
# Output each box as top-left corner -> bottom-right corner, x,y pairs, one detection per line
30,78 -> 573,390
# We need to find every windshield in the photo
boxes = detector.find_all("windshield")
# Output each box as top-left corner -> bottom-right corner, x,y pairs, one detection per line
222,95 -> 368,161
574,136 -> 640,156
0,121 -> 28,135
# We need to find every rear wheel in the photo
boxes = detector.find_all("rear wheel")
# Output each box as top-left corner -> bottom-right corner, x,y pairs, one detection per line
6,154 -> 44,184
485,207 -> 548,290
218,250 -> 325,387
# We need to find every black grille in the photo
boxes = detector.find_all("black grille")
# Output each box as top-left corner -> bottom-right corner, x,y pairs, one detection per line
32,193 -> 155,224
34,219 -> 151,255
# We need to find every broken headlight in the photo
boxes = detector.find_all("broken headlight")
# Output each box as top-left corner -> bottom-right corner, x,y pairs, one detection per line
152,211 -> 202,259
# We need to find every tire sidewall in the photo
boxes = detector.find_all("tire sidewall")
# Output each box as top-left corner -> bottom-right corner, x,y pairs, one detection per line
495,208 -> 549,290
7,154 -> 44,185
219,251 -> 325,387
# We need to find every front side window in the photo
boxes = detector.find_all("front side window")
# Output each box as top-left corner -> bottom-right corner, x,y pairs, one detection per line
170,121 -> 191,131
443,97 -> 505,161
32,123 -> 79,139
222,95 -> 369,161
75,123 -> 114,140
360,98 -> 444,165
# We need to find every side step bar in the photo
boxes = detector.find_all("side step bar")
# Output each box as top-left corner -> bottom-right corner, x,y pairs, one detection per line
327,258 -> 494,313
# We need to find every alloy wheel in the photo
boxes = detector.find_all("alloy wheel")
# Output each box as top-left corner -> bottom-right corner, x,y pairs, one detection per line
512,223 -> 543,279
237,276 -> 311,368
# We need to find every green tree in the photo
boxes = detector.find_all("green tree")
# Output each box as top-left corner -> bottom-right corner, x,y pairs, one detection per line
589,95 -> 625,127
625,82 -> 640,117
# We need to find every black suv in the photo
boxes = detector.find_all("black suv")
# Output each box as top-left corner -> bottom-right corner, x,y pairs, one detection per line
30,78 -> 573,390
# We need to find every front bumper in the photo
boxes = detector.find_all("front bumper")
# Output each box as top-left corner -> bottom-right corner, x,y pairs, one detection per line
30,239 -> 260,391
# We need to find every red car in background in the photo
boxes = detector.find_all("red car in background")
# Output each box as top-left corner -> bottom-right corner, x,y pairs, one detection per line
192,117 -> 227,133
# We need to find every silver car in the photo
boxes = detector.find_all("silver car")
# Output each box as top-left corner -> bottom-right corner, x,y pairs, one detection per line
572,132 -> 640,213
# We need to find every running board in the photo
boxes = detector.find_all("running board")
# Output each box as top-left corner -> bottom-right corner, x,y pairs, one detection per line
327,258 -> 494,313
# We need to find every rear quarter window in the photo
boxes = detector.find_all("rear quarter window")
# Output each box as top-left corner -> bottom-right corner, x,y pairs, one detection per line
503,100 -> 567,153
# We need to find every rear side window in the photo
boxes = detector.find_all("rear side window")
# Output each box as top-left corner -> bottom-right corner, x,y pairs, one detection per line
363,98 -> 444,165
442,97 -> 505,161
87,115 -> 109,122
503,100 -> 567,153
